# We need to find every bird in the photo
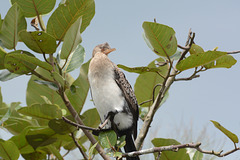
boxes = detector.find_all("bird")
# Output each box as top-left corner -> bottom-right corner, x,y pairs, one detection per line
88,43 -> 140,160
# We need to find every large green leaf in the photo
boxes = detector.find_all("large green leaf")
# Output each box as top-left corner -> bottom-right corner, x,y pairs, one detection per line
25,127 -> 72,150
152,138 -> 190,160
66,60 -> 90,113
81,108 -> 100,128
11,0 -> 56,17
211,120 -> 239,143
19,31 -> 57,54
60,17 -> 82,59
47,0 -> 95,40
4,51 -> 37,74
10,126 -> 40,154
3,103 -> 38,135
176,51 -> 232,71
25,127 -> 57,150
204,54 -> 237,69
0,3 -> 27,49
0,47 -> 6,69
134,58 -> 168,107
117,64 -> 161,74
142,22 -> 177,57
26,67 -> 65,110
62,44 -> 86,73
99,130 -> 117,149
48,118 -> 75,135
6,50 -> 52,71
0,140 -> 20,160
18,104 -> 62,120
189,44 -> 204,55
22,151 -> 46,160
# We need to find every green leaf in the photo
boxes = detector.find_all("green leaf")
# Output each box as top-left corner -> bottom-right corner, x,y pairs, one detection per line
0,47 -> 6,69
189,44 -> 204,55
26,127 -> 57,150
19,31 -> 57,54
116,135 -> 126,149
46,145 -> 64,160
142,22 -> 177,57
10,126 -> 39,154
82,108 -> 100,128
99,130 -> 117,148
48,118 -> 75,135
4,50 -> 37,74
3,102 -> 38,135
204,54 -> 237,69
11,0 -> 56,17
0,70 -> 20,82
18,104 -> 62,120
0,140 -> 20,160
26,68 -> 65,111
89,142 -> 98,159
66,60 -> 90,113
176,51 -> 228,71
117,64 -> 161,74
22,151 -> 46,160
0,3 -> 26,49
152,138 -> 190,160
210,120 -> 239,143
61,17 -> 82,59
134,58 -> 169,107
52,72 -> 65,87
193,151 -> 203,160
62,44 -> 86,73
7,50 -> 52,71
47,0 -> 95,40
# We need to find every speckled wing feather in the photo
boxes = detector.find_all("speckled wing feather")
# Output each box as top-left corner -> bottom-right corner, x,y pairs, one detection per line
113,64 -> 139,139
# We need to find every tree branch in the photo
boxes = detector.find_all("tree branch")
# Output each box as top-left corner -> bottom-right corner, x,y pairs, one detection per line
227,50 -> 240,54
59,92 -> 111,160
123,142 -> 240,158
70,132 -> 88,160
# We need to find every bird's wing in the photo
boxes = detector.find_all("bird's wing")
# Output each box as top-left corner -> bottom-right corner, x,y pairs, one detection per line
113,64 -> 139,139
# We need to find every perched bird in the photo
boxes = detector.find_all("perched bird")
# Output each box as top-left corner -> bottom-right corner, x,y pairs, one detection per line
88,43 -> 139,160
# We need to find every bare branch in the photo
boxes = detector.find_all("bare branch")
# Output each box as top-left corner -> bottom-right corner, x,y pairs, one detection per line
227,50 -> 240,54
71,132 -> 88,160
59,92 -> 111,160
123,142 -> 240,158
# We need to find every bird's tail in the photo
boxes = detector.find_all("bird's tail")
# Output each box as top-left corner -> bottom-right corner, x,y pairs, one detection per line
124,134 -> 140,160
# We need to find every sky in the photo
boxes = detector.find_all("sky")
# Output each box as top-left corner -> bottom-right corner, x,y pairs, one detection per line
0,0 -> 240,159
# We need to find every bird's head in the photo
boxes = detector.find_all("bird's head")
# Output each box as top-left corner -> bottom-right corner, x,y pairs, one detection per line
92,42 -> 116,57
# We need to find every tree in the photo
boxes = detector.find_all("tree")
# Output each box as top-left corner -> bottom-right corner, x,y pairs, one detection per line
0,0 -> 239,160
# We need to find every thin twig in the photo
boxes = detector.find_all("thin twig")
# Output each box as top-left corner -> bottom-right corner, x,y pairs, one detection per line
62,116 -> 100,132
152,84 -> 162,102
43,53 -> 50,64
71,132 -> 88,160
32,1 -> 45,31
99,116 -> 111,129
139,99 -> 153,106
177,44 -> 189,50
227,50 -> 240,54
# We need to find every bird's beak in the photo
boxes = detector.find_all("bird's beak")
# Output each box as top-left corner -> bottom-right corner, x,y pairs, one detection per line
103,48 -> 116,55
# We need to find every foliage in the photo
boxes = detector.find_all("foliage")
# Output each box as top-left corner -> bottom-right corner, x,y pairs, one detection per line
0,0 -> 239,160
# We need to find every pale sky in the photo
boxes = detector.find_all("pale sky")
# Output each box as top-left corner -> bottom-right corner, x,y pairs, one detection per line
0,0 -> 240,159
